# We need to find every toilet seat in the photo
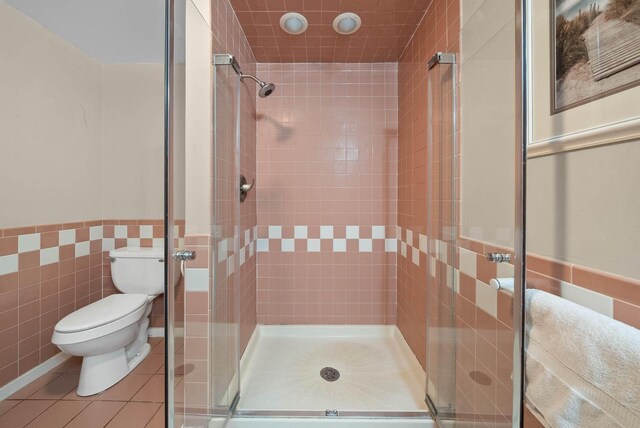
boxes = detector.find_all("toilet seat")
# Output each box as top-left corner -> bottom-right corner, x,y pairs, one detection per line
52,294 -> 149,346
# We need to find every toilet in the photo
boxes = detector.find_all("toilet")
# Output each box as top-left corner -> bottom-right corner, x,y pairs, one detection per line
52,247 -> 176,396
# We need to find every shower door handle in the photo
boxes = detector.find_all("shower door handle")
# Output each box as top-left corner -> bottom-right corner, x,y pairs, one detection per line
173,250 -> 196,261
240,175 -> 255,202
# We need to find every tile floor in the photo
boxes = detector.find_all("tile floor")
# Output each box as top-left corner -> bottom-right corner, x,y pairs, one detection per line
0,337 -> 168,428
236,325 -> 429,413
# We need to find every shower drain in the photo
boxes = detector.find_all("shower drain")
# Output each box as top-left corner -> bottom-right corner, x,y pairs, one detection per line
320,367 -> 340,382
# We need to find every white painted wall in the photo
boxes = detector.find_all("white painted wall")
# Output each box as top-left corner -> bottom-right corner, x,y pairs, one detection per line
0,1 -> 104,227
528,142 -> 640,279
460,0 -> 516,249
0,1 -> 165,228
185,0 -> 213,235
101,64 -> 165,219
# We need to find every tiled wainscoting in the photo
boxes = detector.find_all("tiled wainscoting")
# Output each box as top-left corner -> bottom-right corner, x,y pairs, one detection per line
0,220 -> 176,389
396,229 -> 640,423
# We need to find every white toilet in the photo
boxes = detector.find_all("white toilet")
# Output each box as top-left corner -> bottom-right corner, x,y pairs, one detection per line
52,247 -> 176,396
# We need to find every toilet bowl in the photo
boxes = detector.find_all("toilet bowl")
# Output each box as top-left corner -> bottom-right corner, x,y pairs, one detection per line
52,247 -> 176,396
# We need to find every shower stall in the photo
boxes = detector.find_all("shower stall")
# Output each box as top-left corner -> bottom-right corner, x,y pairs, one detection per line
165,0 -> 527,426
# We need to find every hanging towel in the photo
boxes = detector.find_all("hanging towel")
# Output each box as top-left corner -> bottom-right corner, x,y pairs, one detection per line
524,289 -> 640,428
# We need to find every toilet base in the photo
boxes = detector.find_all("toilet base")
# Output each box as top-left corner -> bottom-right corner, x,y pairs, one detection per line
76,342 -> 152,396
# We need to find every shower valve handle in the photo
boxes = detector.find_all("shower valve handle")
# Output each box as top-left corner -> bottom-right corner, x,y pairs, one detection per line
240,175 -> 255,202
241,178 -> 255,192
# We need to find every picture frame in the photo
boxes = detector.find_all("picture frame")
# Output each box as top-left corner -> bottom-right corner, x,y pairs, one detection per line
529,0 -> 640,157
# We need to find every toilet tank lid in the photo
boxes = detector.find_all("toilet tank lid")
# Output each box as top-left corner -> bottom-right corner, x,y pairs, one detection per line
55,294 -> 148,333
109,247 -> 163,259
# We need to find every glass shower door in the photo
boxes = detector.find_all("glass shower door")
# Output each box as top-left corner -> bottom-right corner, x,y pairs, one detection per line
211,54 -> 241,417
425,1 -> 526,427
166,3 -> 242,427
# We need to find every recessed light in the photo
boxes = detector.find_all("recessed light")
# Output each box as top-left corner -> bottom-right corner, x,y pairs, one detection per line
333,12 -> 361,35
279,12 -> 308,35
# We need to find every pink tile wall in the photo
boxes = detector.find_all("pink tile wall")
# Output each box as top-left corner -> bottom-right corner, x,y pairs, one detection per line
255,62 -> 398,325
0,219 -> 167,389
238,46 -> 257,353
396,0 -> 462,362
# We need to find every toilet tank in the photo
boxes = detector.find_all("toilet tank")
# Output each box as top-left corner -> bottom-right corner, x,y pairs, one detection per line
109,247 -> 176,296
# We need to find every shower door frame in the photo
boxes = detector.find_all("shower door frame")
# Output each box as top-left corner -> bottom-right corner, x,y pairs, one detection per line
424,50 -> 458,419
210,52 -> 242,419
214,54 -> 431,422
164,0 -> 176,425
513,0 -> 528,426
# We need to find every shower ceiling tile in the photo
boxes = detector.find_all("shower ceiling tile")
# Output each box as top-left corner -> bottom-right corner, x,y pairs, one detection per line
229,0 -> 429,62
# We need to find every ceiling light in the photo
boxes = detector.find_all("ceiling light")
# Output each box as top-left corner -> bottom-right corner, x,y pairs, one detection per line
333,12 -> 361,35
280,12 -> 308,35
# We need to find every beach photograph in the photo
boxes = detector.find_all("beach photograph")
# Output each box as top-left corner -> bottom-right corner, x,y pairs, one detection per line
553,0 -> 640,112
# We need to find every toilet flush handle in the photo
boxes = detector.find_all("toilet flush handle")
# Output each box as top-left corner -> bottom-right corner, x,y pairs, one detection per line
173,250 -> 196,261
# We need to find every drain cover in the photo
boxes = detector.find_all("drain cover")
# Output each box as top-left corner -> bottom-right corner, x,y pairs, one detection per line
320,367 -> 340,382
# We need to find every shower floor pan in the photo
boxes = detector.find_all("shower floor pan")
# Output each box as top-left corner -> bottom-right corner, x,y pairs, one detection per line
235,325 -> 429,416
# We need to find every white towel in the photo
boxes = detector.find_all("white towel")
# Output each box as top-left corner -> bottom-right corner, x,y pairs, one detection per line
525,289 -> 640,428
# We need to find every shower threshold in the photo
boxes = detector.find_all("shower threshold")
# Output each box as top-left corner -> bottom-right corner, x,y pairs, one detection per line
235,325 -> 429,416
223,417 -> 434,427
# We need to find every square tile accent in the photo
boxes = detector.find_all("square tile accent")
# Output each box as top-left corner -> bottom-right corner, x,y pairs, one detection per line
358,239 -> 372,253
18,234 -> 40,254
268,226 -> 281,239
294,226 -> 307,239
58,230 -> 75,246
346,226 -> 360,239
332,238 -> 347,252
320,226 -> 333,239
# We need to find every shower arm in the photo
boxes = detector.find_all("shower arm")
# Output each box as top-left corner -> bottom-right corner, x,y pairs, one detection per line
239,73 -> 262,85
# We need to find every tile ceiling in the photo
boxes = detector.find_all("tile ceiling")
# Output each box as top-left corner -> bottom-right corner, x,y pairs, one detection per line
229,0 -> 429,63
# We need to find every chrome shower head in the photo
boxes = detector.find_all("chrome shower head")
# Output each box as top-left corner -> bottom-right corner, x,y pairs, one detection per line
258,82 -> 275,98
241,73 -> 276,98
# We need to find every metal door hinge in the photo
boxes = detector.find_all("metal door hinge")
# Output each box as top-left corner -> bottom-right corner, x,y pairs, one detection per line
173,250 -> 196,261
487,252 -> 511,263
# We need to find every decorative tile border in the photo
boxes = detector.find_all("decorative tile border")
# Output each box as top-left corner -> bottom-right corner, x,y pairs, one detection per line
0,221 -> 167,276
397,226 -> 428,266
457,237 -> 638,327
396,230 -> 635,326
255,225 -> 399,254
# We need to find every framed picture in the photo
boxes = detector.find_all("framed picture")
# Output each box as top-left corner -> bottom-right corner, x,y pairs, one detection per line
551,0 -> 640,114
529,0 -> 640,157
